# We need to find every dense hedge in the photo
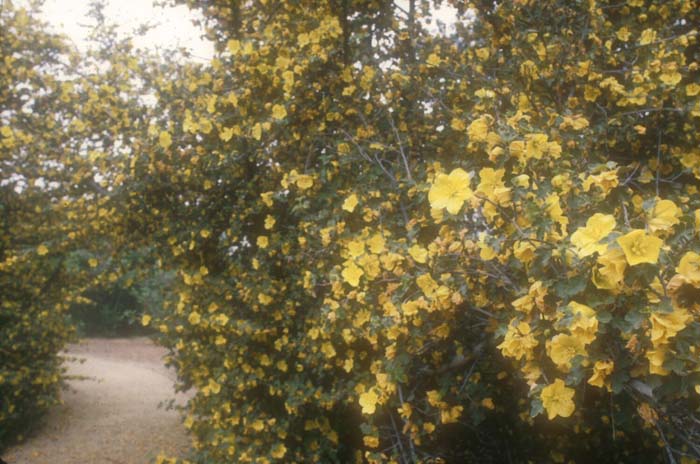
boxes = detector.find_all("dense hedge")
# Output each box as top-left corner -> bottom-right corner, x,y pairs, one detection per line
0,2 -> 157,449
124,0 -> 700,462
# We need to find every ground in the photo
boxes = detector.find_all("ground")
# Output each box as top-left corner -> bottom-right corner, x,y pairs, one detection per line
2,337 -> 191,464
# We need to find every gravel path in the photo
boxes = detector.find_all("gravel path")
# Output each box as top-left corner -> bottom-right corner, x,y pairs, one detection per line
2,337 -> 191,464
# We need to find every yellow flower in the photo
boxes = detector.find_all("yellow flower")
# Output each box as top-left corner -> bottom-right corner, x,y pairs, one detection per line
416,273 -> 438,298
646,347 -> 669,376
359,389 -> 379,414
260,191 -> 274,207
342,261 -> 364,287
617,229 -> 663,265
588,360 -> 614,389
467,116 -> 490,142
272,104 -> 287,120
257,235 -> 269,249
450,118 -> 466,131
481,397 -> 495,410
616,26 -> 631,41
264,215 -> 276,230
648,199 -> 682,234
440,405 -> 463,423
428,168 -> 473,214
37,244 -> 49,256
158,130 -> 172,149
271,444 -> 287,459
582,170 -> 619,196
252,123 -> 262,140
477,233 -> 497,260
547,334 -> 587,371
498,321 -> 538,361
346,239 -> 365,258
570,213 -> 616,257
295,174 -> 313,190
363,435 -> 379,448
426,53 -> 441,67
141,314 -> 152,326
513,240 -> 536,264
258,293 -> 273,305
367,233 -> 385,254
568,302 -> 598,345
650,307 -> 691,347
476,168 -> 510,204
342,193 -> 358,212
408,244 -> 428,263
676,251 -> 700,286
592,247 -> 627,292
540,379 -> 575,420
188,311 -> 201,325
639,28 -> 657,46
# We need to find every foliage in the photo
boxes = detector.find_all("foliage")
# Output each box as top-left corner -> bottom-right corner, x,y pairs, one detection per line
125,0 -> 700,462
0,0 -> 156,448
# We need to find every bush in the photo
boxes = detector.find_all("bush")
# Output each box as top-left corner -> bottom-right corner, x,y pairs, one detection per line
132,0 -> 700,462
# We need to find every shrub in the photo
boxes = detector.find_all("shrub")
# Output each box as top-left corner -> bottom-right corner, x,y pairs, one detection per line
134,0 -> 700,461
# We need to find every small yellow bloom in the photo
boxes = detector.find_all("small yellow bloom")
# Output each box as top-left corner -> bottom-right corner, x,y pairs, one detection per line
592,247 -> 627,292
570,213 -> 616,257
646,347 -> 669,376
249,124 -> 262,141
639,28 -> 657,46
650,307 -> 691,347
257,235 -> 269,249
271,444 -> 287,458
568,302 -> 598,345
450,118 -> 466,131
617,229 -> 663,265
588,360 -> 614,389
676,251 -> 700,286
648,199 -> 681,234
363,435 -> 379,448
342,261 -> 364,287
467,116 -> 490,142
272,104 -> 287,120
408,244 -> 428,263
426,53 -> 441,67
440,405 -> 463,423
428,168 -> 473,214
295,174 -> 314,190
141,314 -> 152,326
188,311 -> 201,325
367,233 -> 385,254
541,379 -> 575,420
158,130 -> 172,149
342,193 -> 359,212
481,397 -> 495,410
582,170 -> 618,196
37,244 -> 49,256
359,389 -> 379,414
547,334 -> 587,371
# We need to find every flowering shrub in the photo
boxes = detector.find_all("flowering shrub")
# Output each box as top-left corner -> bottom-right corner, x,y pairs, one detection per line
127,0 -> 700,462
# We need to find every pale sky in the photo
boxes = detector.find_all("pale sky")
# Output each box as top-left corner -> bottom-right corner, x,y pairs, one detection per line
26,1 -> 458,61
30,0 -> 215,60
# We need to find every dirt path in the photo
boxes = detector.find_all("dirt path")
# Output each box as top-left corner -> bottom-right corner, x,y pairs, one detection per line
2,338 -> 192,464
